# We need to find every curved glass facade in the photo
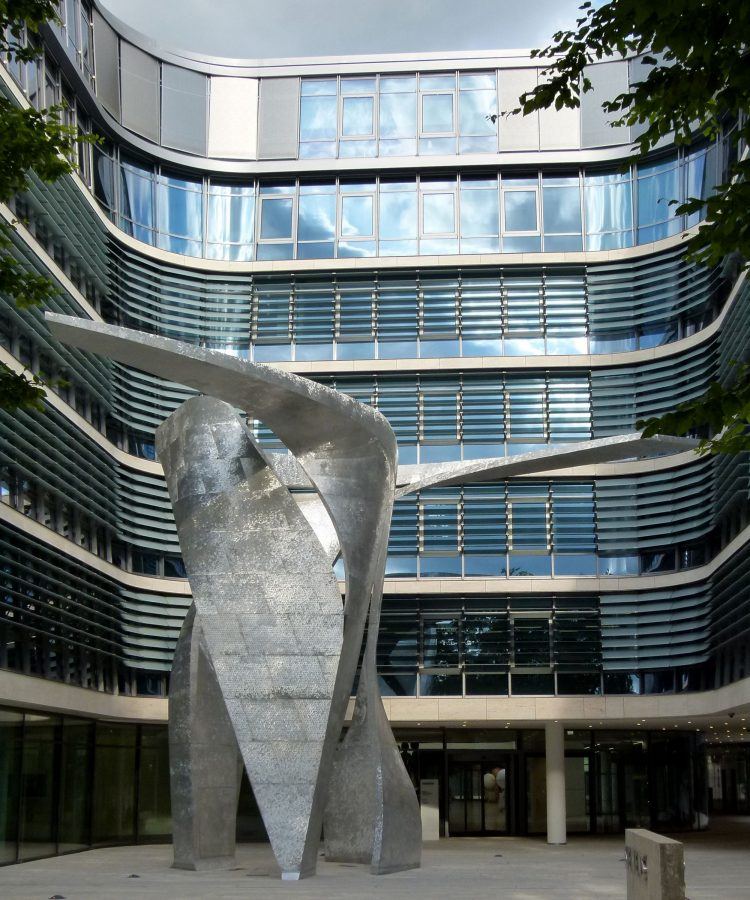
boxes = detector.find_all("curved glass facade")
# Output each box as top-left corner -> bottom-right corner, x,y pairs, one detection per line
92,143 -> 722,261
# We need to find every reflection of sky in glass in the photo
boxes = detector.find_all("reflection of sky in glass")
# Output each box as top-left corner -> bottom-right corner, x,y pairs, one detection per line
380,75 -> 417,93
300,96 -> 337,141
341,77 -> 376,95
157,176 -> 203,239
380,93 -> 416,137
504,191 -> 537,232
342,96 -> 373,135
459,90 -> 496,135
460,189 -> 499,236
341,195 -> 373,236
298,193 -> 336,241
423,193 -> 455,234
459,72 -> 495,90
260,197 -> 293,239
422,94 -> 453,133
584,179 -> 632,233
120,164 -> 154,227
420,74 -> 456,91
207,186 -> 254,245
542,186 -> 581,233
379,191 -> 418,239
637,162 -> 680,226
301,79 -> 336,96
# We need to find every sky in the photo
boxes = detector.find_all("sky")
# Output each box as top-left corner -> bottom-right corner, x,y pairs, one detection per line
100,0 -> 584,60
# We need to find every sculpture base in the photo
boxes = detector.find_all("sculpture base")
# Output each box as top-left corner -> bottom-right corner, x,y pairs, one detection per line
172,855 -> 236,872
371,860 -> 421,875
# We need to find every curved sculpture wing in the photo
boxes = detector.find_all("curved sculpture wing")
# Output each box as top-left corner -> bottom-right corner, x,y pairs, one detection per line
395,433 -> 699,497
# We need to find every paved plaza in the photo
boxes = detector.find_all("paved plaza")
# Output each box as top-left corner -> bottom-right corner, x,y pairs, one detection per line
1,818 -> 749,900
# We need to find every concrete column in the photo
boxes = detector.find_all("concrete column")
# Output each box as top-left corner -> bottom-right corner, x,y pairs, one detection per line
545,721 -> 566,845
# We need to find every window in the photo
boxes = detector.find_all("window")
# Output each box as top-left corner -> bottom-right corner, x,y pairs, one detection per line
379,76 -> 417,156
299,79 -> 337,158
460,176 -> 500,253
156,172 -> 203,256
584,169 -> 633,250
542,175 -> 582,251
206,183 -> 254,261
458,71 -> 497,153
512,616 -> 551,667
379,179 -> 417,255
422,93 -> 453,133
637,155 -> 682,242
119,156 -> 155,244
297,182 -> 336,259
340,77 -> 376,157
257,183 -> 295,260
503,184 -> 537,232
419,73 -> 457,154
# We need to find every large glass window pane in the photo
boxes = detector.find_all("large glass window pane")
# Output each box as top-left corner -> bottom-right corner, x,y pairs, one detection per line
340,76 -> 376,95
503,191 -> 537,232
93,145 -> 116,213
422,94 -> 454,133
339,139 -> 376,158
460,187 -> 499,236
120,158 -> 154,240
19,714 -> 58,861
341,195 -> 373,236
298,193 -> 336,241
422,617 -> 460,667
206,183 -> 255,248
138,727 -> 170,838
157,173 -> 203,240
342,96 -> 373,136
543,183 -> 582,234
380,92 -> 416,138
637,156 -> 680,227
584,171 -> 633,247
379,188 -> 418,239
92,725 -> 136,843
301,78 -> 337,96
459,89 -> 497,135
59,719 -> 93,853
422,193 -> 455,234
420,74 -> 456,91
0,709 -> 22,864
513,618 -> 551,666
299,96 -> 337,141
260,197 -> 293,239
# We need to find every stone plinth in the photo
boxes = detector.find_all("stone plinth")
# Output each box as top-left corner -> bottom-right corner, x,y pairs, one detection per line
625,829 -> 685,900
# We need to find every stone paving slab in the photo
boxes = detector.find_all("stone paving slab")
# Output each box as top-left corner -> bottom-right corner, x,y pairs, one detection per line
0,826 -> 749,900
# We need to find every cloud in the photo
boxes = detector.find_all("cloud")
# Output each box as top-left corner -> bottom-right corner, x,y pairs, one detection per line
100,0 -> 583,59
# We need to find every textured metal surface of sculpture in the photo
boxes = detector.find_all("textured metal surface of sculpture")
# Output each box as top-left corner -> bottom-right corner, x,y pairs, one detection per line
158,396 -> 347,878
169,604 -> 242,870
46,313 -> 421,877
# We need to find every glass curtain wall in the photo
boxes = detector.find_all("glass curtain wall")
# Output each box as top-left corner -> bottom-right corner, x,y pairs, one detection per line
92,145 -> 720,261
0,709 -> 170,865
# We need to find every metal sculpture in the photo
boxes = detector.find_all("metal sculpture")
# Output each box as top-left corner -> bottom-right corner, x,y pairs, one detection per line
46,313 -> 421,878
46,313 -> 697,879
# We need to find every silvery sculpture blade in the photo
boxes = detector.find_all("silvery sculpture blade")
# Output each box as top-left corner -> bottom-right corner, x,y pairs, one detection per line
157,396 -> 345,878
45,313 -> 421,876
169,603 -> 243,871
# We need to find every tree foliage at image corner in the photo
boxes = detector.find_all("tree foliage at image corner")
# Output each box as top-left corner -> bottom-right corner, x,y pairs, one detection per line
509,0 -> 750,454
0,0 -> 97,412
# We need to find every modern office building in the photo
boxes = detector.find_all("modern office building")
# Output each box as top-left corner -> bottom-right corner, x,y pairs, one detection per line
1,0 -> 749,864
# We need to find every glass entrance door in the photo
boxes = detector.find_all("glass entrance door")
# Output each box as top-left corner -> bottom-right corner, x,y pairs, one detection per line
448,760 -> 509,835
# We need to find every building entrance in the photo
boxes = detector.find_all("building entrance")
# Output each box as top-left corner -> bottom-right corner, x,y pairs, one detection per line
448,757 -> 511,835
